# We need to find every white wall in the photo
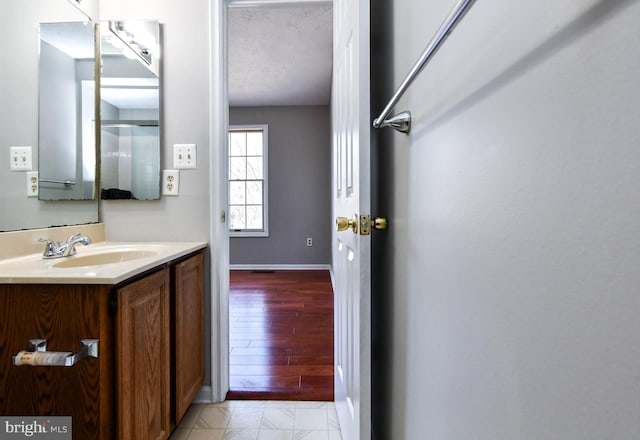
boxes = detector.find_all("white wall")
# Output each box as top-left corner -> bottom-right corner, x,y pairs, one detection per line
372,0 -> 640,439
100,0 -> 211,243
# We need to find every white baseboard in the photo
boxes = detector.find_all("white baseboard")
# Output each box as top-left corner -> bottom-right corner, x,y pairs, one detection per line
230,264 -> 332,271
193,385 -> 215,404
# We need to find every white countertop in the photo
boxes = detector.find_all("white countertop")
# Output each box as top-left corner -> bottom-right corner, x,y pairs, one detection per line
0,241 -> 207,285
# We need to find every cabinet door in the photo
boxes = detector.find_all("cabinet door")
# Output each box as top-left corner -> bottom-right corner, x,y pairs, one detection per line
174,252 -> 204,423
0,284 -> 113,439
117,269 -> 171,440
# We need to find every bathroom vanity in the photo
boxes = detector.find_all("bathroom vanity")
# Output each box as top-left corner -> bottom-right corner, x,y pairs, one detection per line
0,241 -> 206,439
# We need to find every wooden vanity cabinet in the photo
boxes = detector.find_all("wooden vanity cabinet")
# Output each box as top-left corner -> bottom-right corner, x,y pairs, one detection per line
172,252 -> 204,425
0,249 -> 205,440
117,268 -> 171,440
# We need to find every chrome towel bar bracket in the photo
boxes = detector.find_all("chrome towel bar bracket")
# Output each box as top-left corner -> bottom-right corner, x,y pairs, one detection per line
372,0 -> 477,134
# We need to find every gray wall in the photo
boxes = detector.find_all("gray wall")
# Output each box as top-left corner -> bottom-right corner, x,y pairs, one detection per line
371,0 -> 640,439
229,106 -> 331,266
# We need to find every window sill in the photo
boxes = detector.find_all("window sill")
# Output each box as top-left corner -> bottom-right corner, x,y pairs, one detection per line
229,231 -> 269,238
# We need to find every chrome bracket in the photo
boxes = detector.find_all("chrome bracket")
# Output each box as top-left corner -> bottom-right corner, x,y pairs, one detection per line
373,111 -> 411,134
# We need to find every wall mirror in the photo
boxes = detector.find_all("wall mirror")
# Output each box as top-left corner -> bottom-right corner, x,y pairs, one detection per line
100,20 -> 161,200
38,21 -> 98,201
0,0 -> 99,232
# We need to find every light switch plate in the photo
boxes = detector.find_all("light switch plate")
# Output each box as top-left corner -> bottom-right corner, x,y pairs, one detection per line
10,146 -> 33,171
173,144 -> 196,169
26,171 -> 39,197
162,170 -> 179,196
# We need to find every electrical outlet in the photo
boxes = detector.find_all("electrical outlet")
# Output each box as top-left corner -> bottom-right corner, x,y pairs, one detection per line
173,144 -> 196,169
26,171 -> 38,197
306,237 -> 313,247
162,170 -> 180,196
10,146 -> 33,171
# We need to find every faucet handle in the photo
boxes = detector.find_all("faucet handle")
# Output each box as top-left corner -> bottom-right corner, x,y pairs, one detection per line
37,237 -> 59,257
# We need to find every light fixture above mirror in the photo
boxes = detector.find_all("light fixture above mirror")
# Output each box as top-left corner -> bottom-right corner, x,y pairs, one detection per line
101,20 -> 160,77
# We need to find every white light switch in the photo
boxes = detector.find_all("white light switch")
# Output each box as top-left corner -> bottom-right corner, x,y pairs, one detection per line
162,170 -> 179,196
10,146 -> 33,171
173,144 -> 196,169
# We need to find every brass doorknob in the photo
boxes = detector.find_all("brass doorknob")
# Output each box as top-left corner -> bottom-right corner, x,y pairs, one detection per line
373,217 -> 388,230
336,216 -> 358,233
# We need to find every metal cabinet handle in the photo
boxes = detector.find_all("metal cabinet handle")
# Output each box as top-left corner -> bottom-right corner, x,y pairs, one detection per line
12,339 -> 99,367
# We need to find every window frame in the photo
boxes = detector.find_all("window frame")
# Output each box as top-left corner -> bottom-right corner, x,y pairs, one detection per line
228,124 -> 269,237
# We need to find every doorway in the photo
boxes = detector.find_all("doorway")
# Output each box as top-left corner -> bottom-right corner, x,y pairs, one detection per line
225,1 -> 334,401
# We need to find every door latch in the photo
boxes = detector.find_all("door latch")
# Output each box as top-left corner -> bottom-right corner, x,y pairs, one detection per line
359,215 -> 388,235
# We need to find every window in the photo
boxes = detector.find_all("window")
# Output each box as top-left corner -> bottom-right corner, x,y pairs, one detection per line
228,125 -> 268,236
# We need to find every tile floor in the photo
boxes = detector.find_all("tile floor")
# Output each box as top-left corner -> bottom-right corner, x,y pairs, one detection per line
170,400 -> 342,440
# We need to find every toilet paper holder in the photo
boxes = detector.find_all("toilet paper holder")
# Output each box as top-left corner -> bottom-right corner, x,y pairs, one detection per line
12,338 -> 99,367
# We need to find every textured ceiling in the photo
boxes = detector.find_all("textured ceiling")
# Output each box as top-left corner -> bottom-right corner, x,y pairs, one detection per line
228,4 -> 333,107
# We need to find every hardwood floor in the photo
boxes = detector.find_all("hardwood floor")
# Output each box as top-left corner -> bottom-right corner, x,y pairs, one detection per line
226,270 -> 334,401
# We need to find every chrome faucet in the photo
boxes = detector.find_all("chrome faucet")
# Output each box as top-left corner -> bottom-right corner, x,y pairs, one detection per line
38,233 -> 92,259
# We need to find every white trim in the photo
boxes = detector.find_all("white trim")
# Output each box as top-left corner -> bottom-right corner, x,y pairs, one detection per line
209,0 -> 229,404
193,386 -> 214,404
230,264 -> 332,271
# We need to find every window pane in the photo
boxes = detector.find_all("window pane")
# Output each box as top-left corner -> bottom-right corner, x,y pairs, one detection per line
229,132 -> 246,156
229,181 -> 246,205
246,181 -> 262,205
246,157 -> 263,180
229,157 -> 246,180
229,205 -> 246,230
246,205 -> 263,229
228,127 -> 267,234
246,132 -> 262,156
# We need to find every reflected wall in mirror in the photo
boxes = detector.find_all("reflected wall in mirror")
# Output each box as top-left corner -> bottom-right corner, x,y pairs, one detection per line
0,0 -> 99,232
100,20 -> 161,200
38,21 -> 97,201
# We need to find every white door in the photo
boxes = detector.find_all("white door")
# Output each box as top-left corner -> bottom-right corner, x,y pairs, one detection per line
332,0 -> 370,438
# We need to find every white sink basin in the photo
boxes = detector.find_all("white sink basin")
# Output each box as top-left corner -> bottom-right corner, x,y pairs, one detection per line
52,250 -> 159,268
0,241 -> 207,284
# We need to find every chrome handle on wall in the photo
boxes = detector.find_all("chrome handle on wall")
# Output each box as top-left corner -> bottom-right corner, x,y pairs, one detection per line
39,179 -> 77,187
12,339 -> 99,367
